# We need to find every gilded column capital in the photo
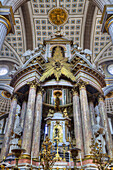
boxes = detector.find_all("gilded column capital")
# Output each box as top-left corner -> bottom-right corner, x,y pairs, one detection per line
98,94 -> 105,102
72,86 -> 78,95
0,2 -> 15,34
37,86 -> 44,95
47,121 -> 51,126
27,80 -> 39,89
77,80 -> 88,90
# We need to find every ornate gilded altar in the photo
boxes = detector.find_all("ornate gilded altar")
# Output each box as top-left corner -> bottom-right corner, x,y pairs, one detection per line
0,29 -> 112,169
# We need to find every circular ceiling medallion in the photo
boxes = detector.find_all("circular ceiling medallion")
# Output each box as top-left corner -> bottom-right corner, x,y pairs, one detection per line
108,64 -> 113,75
0,65 -> 9,76
48,7 -> 68,26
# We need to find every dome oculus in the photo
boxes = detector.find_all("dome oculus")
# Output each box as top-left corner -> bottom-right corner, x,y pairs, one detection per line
108,64 -> 113,75
0,66 -> 8,76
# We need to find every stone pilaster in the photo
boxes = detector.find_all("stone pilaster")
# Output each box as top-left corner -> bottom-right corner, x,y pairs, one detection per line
32,88 -> 43,158
0,2 -> 15,50
79,82 -> 92,156
73,87 -> 84,157
0,94 -> 18,161
98,95 -> 113,157
20,98 -> 27,130
22,81 -> 37,156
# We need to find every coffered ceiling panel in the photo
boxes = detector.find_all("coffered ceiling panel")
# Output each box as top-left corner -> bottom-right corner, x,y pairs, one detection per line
92,9 -> 111,63
31,0 -> 86,15
5,9 -> 26,58
2,0 -> 112,67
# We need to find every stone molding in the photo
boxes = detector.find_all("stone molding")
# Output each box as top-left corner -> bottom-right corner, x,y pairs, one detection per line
100,4 -> 113,43
0,2 -> 15,34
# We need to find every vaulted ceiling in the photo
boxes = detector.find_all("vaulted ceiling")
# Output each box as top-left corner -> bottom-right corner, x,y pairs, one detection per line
0,0 -> 113,85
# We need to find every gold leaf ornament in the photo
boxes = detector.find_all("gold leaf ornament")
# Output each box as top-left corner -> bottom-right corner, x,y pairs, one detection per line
40,46 -> 75,82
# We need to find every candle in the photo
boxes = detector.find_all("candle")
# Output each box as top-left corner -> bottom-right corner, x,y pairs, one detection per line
45,124 -> 48,135
80,152 -> 82,167
31,151 -> 32,166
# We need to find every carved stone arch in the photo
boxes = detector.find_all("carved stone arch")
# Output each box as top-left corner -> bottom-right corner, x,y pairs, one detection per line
2,0 -> 30,13
2,40 -> 23,65
0,83 -> 13,94
103,85 -> 113,96
94,41 -> 112,65
91,0 -> 111,12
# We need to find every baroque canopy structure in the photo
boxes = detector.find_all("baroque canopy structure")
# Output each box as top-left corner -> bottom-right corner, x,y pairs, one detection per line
0,0 -> 113,169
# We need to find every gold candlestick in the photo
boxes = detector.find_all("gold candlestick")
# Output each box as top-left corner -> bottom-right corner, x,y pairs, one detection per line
90,137 -> 113,170
11,148 -> 25,170
62,143 -> 66,162
70,148 -> 81,170
40,136 -> 56,170
54,136 -> 62,161
69,142 -> 73,162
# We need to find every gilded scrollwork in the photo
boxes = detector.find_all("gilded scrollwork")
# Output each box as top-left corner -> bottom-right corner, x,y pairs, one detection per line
40,46 -> 75,82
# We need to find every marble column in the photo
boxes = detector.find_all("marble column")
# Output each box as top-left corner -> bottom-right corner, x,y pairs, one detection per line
22,82 -> 37,156
0,2 -> 15,51
106,17 -> 113,43
100,5 -> 113,44
20,99 -> 27,129
32,89 -> 43,158
0,94 -> 18,161
79,83 -> 92,156
0,16 -> 10,50
73,88 -> 84,157
98,95 -> 113,157
89,100 -> 95,129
